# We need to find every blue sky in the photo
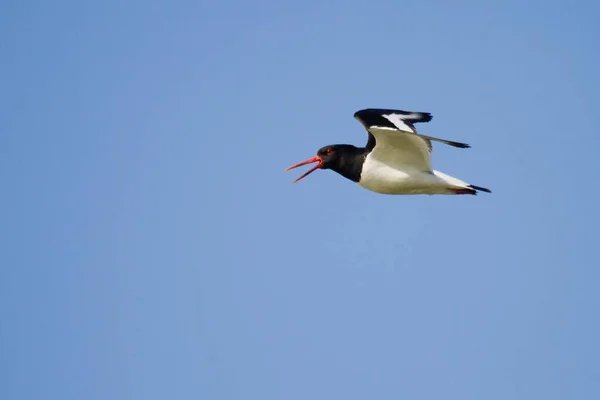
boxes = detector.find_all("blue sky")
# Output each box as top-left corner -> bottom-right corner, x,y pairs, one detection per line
2,0 -> 599,399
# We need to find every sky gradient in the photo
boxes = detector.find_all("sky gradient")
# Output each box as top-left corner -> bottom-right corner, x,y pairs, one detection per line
2,1 -> 599,399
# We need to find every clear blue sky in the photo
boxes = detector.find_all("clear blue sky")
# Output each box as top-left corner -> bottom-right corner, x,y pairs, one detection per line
2,1 -> 599,399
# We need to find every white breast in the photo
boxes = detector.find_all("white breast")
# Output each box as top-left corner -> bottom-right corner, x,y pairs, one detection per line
359,153 -> 453,195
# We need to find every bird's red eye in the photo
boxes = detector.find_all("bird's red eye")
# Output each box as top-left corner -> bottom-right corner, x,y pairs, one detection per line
325,148 -> 333,155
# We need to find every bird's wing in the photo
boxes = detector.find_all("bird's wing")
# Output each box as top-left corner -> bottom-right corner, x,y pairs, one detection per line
353,108 -> 470,171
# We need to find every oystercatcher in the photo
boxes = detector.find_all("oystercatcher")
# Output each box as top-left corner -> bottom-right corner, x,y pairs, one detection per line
285,108 -> 491,195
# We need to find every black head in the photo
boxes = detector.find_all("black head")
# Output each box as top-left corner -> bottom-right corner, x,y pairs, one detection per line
285,144 -> 367,183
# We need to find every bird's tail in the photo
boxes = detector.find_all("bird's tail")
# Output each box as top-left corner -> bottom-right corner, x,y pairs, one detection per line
433,171 -> 492,195
468,184 -> 492,193
451,185 -> 492,195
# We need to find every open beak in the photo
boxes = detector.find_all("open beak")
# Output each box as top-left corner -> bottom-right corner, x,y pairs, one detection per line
285,156 -> 323,183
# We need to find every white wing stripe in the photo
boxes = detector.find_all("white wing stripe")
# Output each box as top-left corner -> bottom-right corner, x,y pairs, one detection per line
381,113 -> 416,133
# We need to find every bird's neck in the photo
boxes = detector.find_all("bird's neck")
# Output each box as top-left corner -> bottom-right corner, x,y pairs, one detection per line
330,147 -> 369,183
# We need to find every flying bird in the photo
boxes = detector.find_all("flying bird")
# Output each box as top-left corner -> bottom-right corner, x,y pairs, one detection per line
285,108 -> 491,195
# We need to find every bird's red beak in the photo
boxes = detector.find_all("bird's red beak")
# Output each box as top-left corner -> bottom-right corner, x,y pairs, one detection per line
285,156 -> 323,183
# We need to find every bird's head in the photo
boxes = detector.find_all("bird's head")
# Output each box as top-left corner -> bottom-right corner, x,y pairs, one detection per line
285,144 -> 356,183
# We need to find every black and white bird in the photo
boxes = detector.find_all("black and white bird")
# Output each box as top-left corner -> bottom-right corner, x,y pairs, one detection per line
285,108 -> 491,195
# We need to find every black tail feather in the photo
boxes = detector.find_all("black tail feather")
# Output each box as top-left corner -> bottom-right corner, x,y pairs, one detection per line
469,184 -> 492,193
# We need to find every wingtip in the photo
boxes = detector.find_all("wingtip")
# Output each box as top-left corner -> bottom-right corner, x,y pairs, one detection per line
448,141 -> 471,149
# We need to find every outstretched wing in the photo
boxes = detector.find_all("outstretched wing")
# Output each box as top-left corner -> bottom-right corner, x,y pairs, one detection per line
353,108 -> 470,171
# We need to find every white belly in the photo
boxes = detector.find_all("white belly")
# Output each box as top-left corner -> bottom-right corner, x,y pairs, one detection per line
359,158 -> 464,195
